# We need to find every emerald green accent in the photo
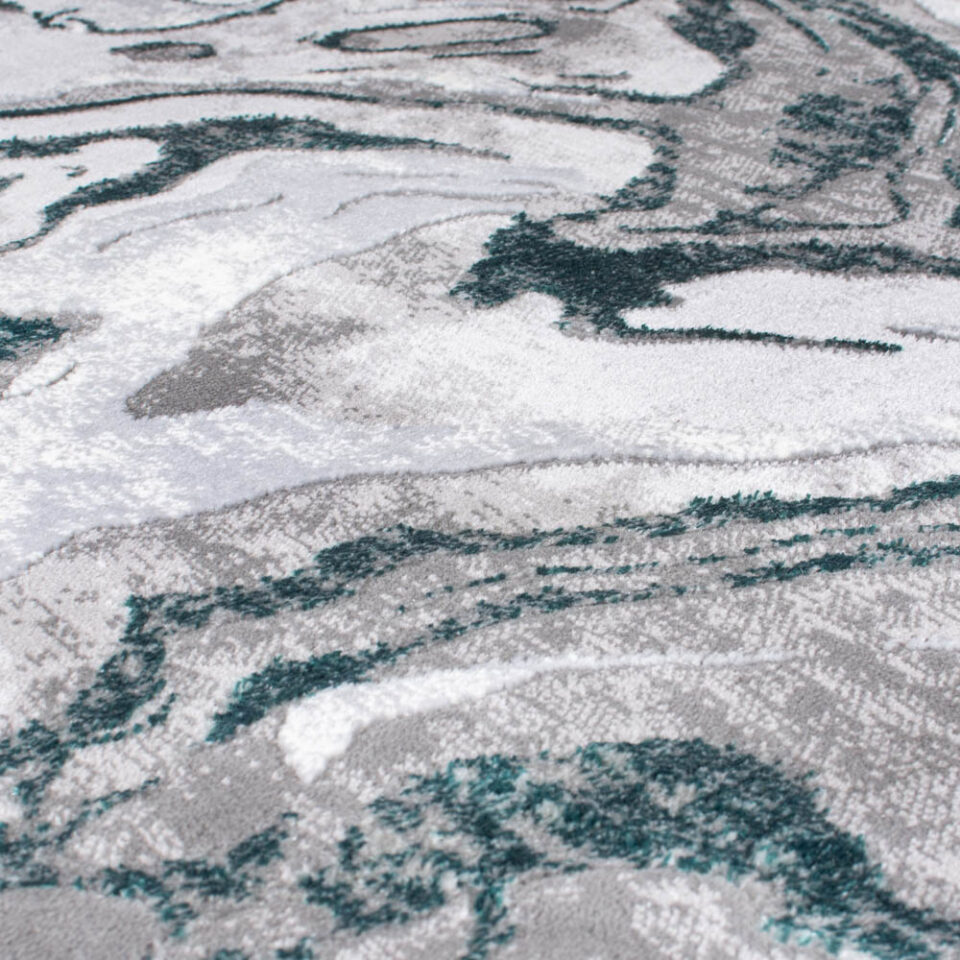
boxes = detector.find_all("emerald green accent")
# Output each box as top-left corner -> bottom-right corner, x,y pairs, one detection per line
455,2 -> 960,340
99,822 -> 291,935
452,214 -> 922,345
0,315 -> 65,361
669,0 -> 757,63
1,779 -> 158,891
772,534 -> 813,547
300,739 -> 960,959
756,83 -> 914,199
0,116 -> 451,250
4,475 -> 960,835
207,646 -> 399,743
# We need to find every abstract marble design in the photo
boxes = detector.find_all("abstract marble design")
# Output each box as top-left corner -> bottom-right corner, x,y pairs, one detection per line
1,1 -> 960,957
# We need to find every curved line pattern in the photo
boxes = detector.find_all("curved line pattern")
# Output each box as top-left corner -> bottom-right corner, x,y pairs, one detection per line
31,0 -> 289,34
296,739 -> 960,960
312,15 -> 558,54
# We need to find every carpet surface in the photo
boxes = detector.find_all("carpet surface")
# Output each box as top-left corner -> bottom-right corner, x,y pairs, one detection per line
2,1 -> 960,958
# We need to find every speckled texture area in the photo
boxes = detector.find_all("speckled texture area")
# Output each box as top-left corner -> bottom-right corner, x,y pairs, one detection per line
2,2 -> 960,958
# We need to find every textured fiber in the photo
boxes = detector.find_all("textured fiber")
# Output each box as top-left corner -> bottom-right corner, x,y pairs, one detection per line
2,1 -> 960,958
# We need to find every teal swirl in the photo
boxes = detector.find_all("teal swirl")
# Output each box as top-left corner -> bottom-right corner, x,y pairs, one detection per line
299,739 -> 960,960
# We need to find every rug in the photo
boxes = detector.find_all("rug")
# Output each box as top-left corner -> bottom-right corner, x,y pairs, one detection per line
2,1 -> 960,957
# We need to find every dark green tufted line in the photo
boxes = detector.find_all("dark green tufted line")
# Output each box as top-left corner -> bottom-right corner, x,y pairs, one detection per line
0,115 -> 453,251
2,473 -> 959,899
0,478 -> 958,773
93,820 -> 294,936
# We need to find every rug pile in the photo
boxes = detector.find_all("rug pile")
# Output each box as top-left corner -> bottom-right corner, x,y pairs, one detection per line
1,1 -> 959,958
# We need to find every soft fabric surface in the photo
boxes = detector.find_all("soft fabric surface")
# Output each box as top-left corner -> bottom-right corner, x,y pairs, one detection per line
2,1 -> 960,958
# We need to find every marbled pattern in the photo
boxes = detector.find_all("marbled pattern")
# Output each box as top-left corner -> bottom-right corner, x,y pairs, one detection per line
1,1 -> 960,957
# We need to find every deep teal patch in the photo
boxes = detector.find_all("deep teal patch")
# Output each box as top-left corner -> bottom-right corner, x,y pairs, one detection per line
0,85 -> 378,123
3,476 -> 960,899
826,0 -> 960,96
680,475 -> 960,524
1,779 -> 158,891
0,315 -> 65,361
207,646 -> 399,743
301,739 -> 960,959
2,473 -> 958,811
452,214 -> 932,343
274,941 -> 314,960
454,0 -> 960,343
670,0 -> 758,62
755,81 -> 915,199
99,821 -> 292,935
596,158 -> 677,214
199,475 -> 960,739
755,0 -> 830,50
207,938 -> 314,959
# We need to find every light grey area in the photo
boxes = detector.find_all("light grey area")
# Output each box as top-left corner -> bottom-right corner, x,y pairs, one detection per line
0,887 -> 155,960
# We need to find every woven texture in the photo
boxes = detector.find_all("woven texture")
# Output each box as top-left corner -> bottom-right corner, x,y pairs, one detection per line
2,2 -> 960,958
